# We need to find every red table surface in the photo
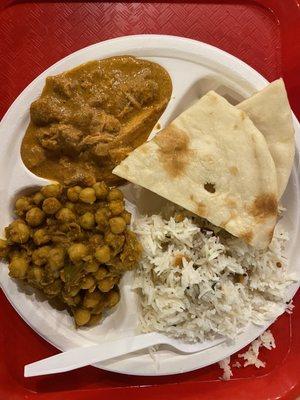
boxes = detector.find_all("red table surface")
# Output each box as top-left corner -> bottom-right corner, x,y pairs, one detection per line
0,1 -> 300,399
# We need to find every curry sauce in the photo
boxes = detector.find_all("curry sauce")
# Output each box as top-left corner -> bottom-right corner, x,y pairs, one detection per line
21,56 -> 172,186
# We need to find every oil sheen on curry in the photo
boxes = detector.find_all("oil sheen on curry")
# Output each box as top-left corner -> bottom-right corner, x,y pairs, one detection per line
21,56 -> 172,186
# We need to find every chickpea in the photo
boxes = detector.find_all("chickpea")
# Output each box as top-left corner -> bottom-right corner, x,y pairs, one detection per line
67,186 -> 82,202
26,207 -> 45,227
107,188 -> 123,201
32,246 -> 51,265
0,238 -> 8,258
83,175 -> 96,187
109,217 -> 126,234
79,212 -> 95,230
32,192 -> 45,205
48,247 -> 65,271
81,275 -> 95,290
122,211 -> 132,225
85,260 -> 99,273
7,220 -> 30,244
98,276 -> 116,293
174,213 -> 185,223
41,184 -> 62,198
79,188 -> 96,204
15,197 -> 31,214
109,200 -> 125,216
27,266 -> 44,284
56,207 -> 76,222
92,300 -> 105,315
65,201 -> 76,212
42,197 -> 62,214
68,243 -> 88,262
95,245 -> 110,263
9,257 -> 28,279
33,228 -> 50,245
93,182 -> 108,199
74,308 -> 91,326
87,314 -> 102,326
106,290 -> 120,308
94,266 -> 108,281
83,291 -> 102,308
95,208 -> 110,230
0,238 -> 7,249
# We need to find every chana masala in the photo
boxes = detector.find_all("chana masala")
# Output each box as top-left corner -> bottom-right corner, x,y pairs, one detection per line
0,182 -> 141,327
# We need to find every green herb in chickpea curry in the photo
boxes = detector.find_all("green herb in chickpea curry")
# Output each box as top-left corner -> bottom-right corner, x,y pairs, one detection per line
21,56 -> 172,186
0,182 -> 141,327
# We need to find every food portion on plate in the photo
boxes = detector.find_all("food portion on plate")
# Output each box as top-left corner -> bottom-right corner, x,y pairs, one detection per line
133,208 -> 294,342
114,90 -> 281,249
21,56 -> 172,186
0,182 -> 141,327
237,79 -> 295,198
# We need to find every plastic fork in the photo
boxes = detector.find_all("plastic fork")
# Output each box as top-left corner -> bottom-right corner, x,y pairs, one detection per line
24,332 -> 224,377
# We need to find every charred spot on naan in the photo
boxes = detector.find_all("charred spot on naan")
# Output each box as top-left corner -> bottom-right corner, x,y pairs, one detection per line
229,166 -> 239,176
204,182 -> 215,193
226,198 -> 237,208
240,110 -> 247,120
154,125 -> 194,178
196,201 -> 207,216
241,230 -> 254,244
249,193 -> 278,220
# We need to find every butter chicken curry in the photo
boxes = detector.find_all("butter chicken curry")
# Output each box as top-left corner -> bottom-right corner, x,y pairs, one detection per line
21,56 -> 172,186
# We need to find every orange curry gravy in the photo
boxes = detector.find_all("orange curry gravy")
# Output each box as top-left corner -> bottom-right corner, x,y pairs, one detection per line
21,56 -> 172,186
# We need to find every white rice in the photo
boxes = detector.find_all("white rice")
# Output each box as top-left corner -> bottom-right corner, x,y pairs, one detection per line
133,213 -> 296,342
238,329 -> 275,368
219,330 -> 275,380
219,357 -> 233,380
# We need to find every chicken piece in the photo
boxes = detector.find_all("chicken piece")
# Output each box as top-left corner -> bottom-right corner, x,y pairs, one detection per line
72,106 -> 94,130
56,124 -> 82,153
47,75 -> 75,99
36,128 -> 59,151
30,96 -> 65,126
63,171 -> 96,187
80,132 -> 114,148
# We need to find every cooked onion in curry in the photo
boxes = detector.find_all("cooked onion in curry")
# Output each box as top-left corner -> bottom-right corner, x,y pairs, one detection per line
21,56 -> 172,186
0,182 -> 141,327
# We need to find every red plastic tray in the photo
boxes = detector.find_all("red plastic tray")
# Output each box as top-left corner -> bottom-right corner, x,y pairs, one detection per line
1,1 -> 300,399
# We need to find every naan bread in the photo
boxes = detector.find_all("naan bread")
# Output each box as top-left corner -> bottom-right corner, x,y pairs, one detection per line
238,79 -> 295,198
113,91 -> 278,249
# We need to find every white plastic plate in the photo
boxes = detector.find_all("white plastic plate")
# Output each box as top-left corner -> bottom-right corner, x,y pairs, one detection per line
0,35 -> 299,376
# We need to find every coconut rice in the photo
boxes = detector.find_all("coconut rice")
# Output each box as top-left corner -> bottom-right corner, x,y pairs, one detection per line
133,213 -> 295,342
